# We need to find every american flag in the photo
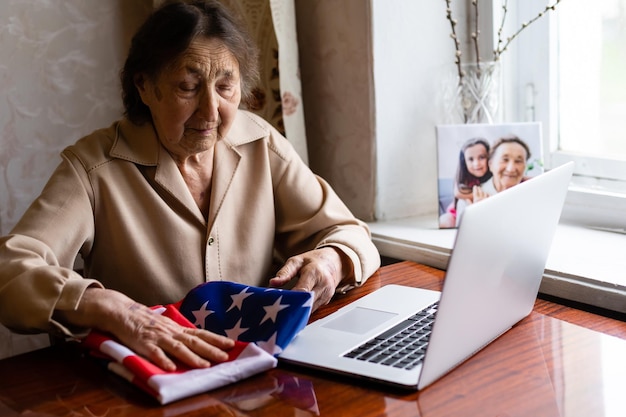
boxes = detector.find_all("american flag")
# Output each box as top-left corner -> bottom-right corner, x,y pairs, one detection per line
177,281 -> 314,356
82,282 -> 313,404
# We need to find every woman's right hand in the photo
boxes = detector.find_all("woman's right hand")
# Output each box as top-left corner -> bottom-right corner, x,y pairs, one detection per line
56,288 -> 235,371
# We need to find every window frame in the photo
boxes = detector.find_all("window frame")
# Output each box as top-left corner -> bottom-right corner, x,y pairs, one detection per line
504,0 -> 626,231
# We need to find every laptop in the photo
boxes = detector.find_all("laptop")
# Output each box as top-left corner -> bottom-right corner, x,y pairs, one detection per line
279,162 -> 574,390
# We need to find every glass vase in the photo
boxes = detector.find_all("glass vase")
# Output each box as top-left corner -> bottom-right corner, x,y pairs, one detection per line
442,61 -> 501,124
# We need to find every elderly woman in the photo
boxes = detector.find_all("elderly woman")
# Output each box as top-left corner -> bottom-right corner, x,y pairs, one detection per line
0,0 -> 379,371
455,136 -> 531,226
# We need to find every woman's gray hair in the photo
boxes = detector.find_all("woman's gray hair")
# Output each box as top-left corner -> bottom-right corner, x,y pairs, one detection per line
490,135 -> 531,161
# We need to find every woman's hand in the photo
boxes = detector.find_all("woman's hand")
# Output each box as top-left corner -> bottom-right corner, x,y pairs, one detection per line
472,185 -> 490,203
269,247 -> 353,311
56,288 -> 235,371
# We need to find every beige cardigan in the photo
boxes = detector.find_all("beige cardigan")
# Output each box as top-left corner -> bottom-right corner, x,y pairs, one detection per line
0,111 -> 380,336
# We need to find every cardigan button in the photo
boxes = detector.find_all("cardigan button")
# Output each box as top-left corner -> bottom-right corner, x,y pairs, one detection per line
208,237 -> 215,246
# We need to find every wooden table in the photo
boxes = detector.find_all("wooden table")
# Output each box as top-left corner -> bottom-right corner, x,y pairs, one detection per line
2,261 -> 626,416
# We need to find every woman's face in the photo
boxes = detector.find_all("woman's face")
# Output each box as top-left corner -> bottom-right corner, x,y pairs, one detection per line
489,142 -> 528,191
464,143 -> 489,178
136,37 -> 241,158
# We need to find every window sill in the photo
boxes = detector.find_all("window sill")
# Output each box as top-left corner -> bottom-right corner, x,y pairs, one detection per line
367,216 -> 626,314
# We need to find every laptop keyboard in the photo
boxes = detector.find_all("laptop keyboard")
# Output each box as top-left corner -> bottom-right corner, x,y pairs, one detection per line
343,302 -> 439,370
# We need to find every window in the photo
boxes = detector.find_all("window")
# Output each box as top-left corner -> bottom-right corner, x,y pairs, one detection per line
558,0 -> 626,164
367,1 -> 625,315
512,0 -> 626,230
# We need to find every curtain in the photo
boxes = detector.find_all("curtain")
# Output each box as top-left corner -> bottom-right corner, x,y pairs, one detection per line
154,0 -> 309,163
221,0 -> 308,164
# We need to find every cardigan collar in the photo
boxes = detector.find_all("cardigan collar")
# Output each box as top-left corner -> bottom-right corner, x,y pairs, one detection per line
109,111 -> 269,228
110,111 -> 269,165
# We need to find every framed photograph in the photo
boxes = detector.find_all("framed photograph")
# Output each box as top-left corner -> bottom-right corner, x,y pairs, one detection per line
436,122 -> 543,229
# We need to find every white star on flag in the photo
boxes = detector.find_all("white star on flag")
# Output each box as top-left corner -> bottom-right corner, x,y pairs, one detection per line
190,300 -> 214,328
227,287 -> 253,312
225,318 -> 249,340
260,295 -> 289,324
256,332 -> 282,355
302,293 -> 314,309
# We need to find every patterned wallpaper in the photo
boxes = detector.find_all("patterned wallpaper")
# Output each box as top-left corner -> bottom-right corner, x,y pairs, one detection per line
0,0 -> 152,359
0,1 -> 152,236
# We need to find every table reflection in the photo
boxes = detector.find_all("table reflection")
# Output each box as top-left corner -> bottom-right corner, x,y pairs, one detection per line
208,312 -> 626,417
216,371 -> 319,415
3,261 -> 626,417
360,311 -> 626,417
545,315 -> 626,417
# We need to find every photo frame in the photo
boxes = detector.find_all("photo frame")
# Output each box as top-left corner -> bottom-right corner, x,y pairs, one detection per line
436,122 -> 543,229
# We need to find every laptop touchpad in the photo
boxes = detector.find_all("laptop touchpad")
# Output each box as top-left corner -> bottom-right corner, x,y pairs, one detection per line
322,307 -> 397,335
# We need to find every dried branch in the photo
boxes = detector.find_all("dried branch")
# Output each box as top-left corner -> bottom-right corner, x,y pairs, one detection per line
494,0 -> 563,61
495,0 -> 509,60
445,0 -> 463,80
471,0 -> 481,70
445,0 -> 564,66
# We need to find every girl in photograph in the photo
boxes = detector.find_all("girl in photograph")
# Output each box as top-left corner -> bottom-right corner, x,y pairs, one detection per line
439,137 -> 492,228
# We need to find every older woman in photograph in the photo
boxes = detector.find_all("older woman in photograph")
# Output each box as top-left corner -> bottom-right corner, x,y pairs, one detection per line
0,0 -> 379,371
455,136 -> 531,226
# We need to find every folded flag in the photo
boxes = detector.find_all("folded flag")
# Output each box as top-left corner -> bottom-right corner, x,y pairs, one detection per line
82,282 -> 313,404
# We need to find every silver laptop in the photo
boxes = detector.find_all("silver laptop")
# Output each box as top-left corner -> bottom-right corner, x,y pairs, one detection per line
279,162 -> 574,390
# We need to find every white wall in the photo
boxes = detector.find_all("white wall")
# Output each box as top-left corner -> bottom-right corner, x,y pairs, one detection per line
372,1 -> 455,221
